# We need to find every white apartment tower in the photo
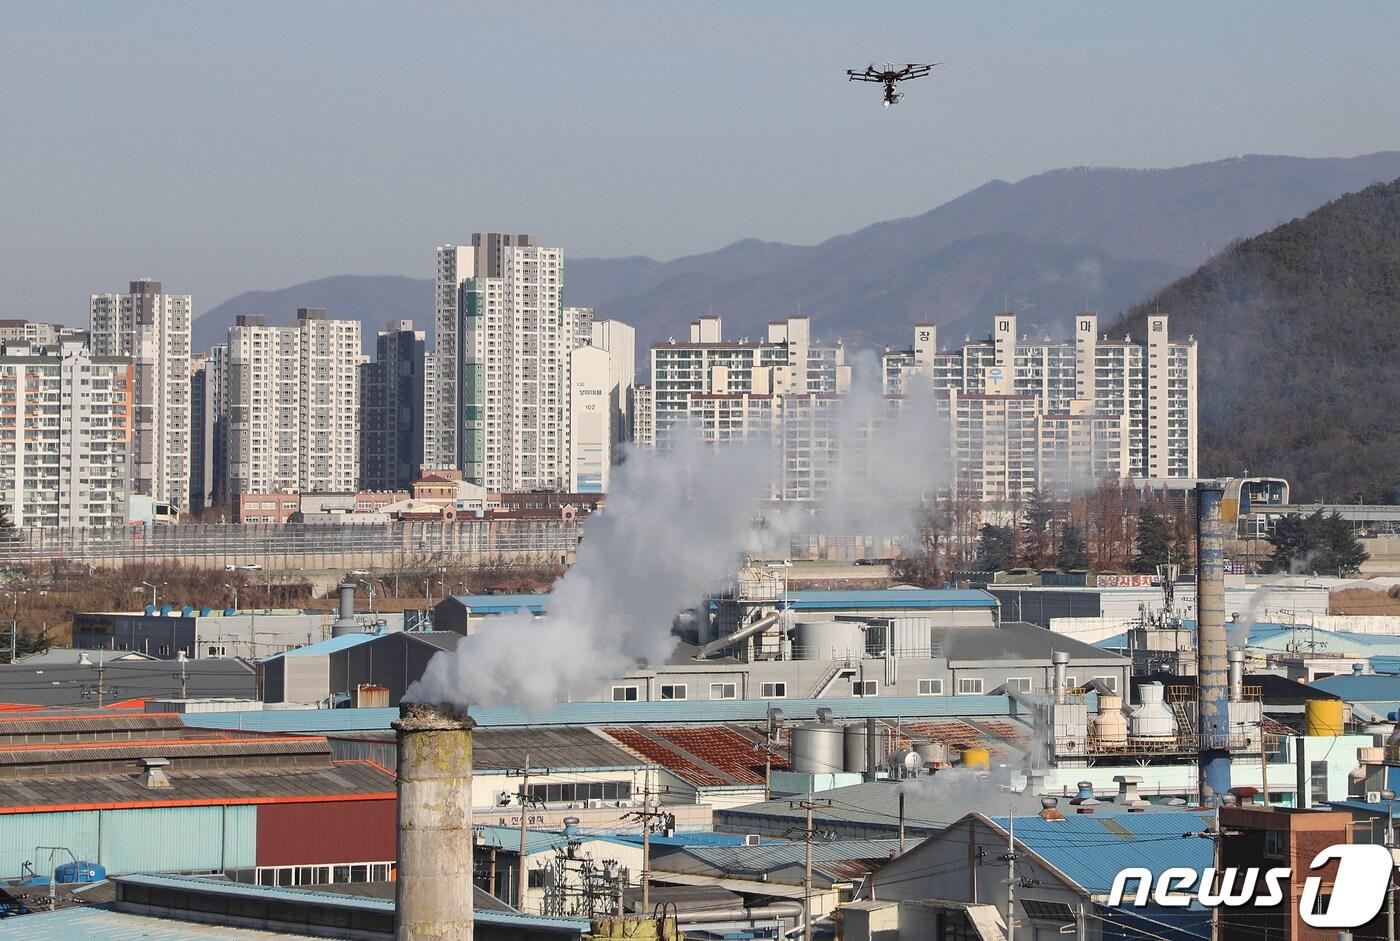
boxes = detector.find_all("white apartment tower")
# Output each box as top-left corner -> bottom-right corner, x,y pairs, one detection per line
90,280 -> 191,509
0,340 -> 132,528
882,312 -> 1196,501
226,309 -> 361,498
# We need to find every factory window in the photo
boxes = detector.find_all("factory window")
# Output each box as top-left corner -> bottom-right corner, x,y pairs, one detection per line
158,644 -> 171,656
760,682 -> 787,699
1311,761 -> 1329,805
660,684 -> 687,701
957,678 -> 984,695
852,680 -> 878,697
611,685 -> 639,702
207,645 -> 227,658
1006,677 -> 1032,693
917,678 -> 944,696
1264,829 -> 1286,859
528,868 -> 547,889
1091,675 -> 1117,691
710,682 -> 737,700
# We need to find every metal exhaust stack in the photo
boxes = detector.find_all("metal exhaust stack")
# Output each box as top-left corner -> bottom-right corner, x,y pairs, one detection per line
1195,482 -> 1232,805
332,581 -> 359,637
1228,649 -> 1245,703
1052,651 -> 1070,705
394,702 -> 475,941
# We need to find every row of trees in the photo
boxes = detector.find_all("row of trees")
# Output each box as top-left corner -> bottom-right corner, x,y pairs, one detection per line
890,482 -> 1368,586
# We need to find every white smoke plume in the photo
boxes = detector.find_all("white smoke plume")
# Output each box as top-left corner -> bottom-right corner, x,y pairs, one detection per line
408,432 -> 772,710
408,353 -> 948,711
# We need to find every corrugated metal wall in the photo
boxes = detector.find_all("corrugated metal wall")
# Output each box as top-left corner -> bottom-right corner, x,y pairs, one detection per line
327,737 -> 395,770
0,805 -> 256,879
255,799 -> 394,867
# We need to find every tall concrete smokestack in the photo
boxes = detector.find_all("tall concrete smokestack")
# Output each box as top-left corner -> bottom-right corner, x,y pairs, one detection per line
1195,482 -> 1232,805
394,702 -> 474,941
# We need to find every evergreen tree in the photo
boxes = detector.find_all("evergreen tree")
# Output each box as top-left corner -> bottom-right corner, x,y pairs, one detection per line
1131,507 -> 1174,574
890,507 -> 946,588
1019,488 -> 1059,569
975,523 -> 1016,572
1055,524 -> 1090,570
1268,510 -> 1369,576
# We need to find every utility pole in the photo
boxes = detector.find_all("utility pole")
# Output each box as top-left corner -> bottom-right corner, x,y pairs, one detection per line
1388,803 -> 1395,941
1005,810 -> 1016,941
790,798 -> 831,941
509,754 -> 551,911
1185,806 -> 1241,941
626,785 -> 670,915
898,791 -> 907,853
180,658 -> 188,699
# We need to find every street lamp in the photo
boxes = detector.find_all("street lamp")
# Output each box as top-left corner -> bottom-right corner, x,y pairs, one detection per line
223,584 -> 239,611
138,581 -> 165,608
357,580 -> 376,614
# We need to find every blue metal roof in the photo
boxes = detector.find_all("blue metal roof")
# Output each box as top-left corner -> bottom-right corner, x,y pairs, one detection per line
608,831 -> 749,847
1310,673 -> 1400,702
987,811 -> 1212,895
784,588 -> 996,610
181,693 -> 1017,734
0,906 -> 301,940
264,629 -> 389,661
109,873 -> 588,933
475,824 -> 637,855
446,592 -> 550,614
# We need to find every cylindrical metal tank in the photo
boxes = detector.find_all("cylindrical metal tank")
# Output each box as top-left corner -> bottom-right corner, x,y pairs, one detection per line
888,749 -> 925,779
790,722 -> 845,774
1129,683 -> 1176,742
1305,699 -> 1344,736
960,746 -> 990,770
793,620 -> 866,661
843,722 -> 886,774
913,741 -> 949,767
1090,693 -> 1129,747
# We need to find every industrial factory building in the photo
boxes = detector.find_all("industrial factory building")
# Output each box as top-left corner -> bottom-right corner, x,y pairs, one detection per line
0,711 -> 396,887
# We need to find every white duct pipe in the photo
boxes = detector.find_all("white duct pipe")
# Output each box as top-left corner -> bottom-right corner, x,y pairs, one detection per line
1228,649 -> 1245,703
694,614 -> 781,660
1052,651 -> 1070,705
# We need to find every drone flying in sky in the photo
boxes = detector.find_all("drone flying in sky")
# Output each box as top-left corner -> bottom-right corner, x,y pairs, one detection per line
846,62 -> 940,107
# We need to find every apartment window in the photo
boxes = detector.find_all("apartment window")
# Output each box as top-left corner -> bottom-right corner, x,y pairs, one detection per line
917,678 -> 944,696
611,685 -> 639,702
852,680 -> 878,697
760,682 -> 787,699
660,684 -> 687,701
1091,675 -> 1118,692
710,682 -> 737,700
958,677 -> 984,695
207,645 -> 227,658
1006,677 -> 1033,693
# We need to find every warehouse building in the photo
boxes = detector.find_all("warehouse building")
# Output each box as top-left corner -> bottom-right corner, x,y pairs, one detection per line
0,711 -> 395,886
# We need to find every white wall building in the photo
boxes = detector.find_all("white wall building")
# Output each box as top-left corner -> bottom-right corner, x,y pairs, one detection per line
0,340 -> 132,529
90,280 -> 192,509
569,344 -> 610,493
226,309 -> 361,498
588,318 -> 636,454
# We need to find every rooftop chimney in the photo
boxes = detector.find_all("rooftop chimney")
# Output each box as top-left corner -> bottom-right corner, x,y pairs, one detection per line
1228,650 -> 1245,703
394,702 -> 474,941
138,756 -> 172,789
1229,786 -> 1258,807
1039,797 -> 1065,821
1113,774 -> 1148,807
332,582 -> 359,637
1069,781 -> 1096,804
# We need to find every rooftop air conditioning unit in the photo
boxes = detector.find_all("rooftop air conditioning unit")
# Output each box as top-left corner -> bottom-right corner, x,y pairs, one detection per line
586,799 -> 605,809
1368,790 -> 1383,803
744,834 -> 761,846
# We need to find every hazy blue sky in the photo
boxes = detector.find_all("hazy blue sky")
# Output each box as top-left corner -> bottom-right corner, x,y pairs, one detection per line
3,1 -> 1398,321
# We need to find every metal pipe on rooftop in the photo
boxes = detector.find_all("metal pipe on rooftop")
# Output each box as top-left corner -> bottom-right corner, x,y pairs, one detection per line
394,701 -> 474,941
1052,651 -> 1070,705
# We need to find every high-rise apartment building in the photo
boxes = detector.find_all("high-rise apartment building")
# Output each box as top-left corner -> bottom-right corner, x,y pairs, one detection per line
90,280 -> 192,509
650,316 -> 847,447
360,320 -> 426,491
0,320 -> 88,348
425,234 -> 534,473
190,353 -> 214,514
226,310 -> 361,499
0,340 -> 132,529
632,385 -> 654,448
882,312 -> 1196,501
587,319 -> 636,452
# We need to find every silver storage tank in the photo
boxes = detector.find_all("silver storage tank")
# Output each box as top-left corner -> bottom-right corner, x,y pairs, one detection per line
793,620 -> 866,661
843,722 -> 886,774
790,722 -> 845,774
913,740 -> 949,767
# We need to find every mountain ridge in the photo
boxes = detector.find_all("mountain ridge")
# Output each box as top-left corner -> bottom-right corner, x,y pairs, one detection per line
195,151 -> 1400,354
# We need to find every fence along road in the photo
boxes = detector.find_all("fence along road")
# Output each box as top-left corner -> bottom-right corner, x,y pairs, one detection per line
0,520 -> 584,571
